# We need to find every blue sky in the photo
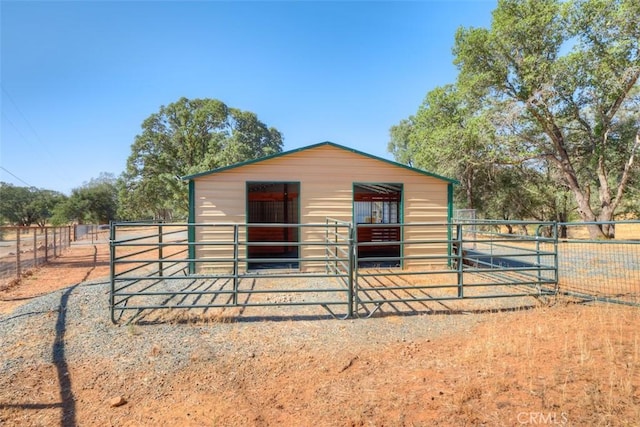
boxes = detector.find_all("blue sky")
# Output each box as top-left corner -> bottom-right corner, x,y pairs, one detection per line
1,1 -> 495,195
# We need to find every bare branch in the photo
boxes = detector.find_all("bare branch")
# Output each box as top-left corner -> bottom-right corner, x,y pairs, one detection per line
611,131 -> 640,212
605,67 -> 640,121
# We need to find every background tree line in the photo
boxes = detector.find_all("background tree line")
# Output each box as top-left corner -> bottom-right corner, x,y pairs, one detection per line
389,0 -> 639,238
0,174 -> 119,227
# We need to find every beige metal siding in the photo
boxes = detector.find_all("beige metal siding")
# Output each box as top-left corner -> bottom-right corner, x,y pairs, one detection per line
193,144 -> 450,271
403,187 -> 450,269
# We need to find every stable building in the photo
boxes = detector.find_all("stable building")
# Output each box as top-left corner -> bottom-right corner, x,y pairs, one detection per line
182,142 -> 457,271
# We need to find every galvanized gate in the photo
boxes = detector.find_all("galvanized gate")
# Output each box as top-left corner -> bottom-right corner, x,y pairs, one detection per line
353,221 -> 558,317
109,220 -> 558,323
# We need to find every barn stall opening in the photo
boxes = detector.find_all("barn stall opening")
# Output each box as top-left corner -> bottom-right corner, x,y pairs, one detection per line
184,142 -> 456,272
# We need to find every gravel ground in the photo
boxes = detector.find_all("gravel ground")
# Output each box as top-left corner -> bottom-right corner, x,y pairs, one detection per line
1,276 -> 521,383
3,275 -> 640,426
0,266 -> 548,427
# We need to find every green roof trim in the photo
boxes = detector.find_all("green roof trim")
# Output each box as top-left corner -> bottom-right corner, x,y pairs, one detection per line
181,141 -> 459,185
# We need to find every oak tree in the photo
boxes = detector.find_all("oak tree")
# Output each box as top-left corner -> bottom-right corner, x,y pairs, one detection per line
453,0 -> 639,237
119,97 -> 283,220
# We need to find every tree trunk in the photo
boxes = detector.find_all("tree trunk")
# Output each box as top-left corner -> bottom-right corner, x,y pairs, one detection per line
597,204 -> 616,238
571,188 -> 609,239
464,169 -> 474,210
529,109 -> 609,240
558,224 -> 567,239
556,203 -> 568,239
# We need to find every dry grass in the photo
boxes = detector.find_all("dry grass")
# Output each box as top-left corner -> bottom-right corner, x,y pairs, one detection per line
1,294 -> 639,425
166,309 -> 239,324
170,300 -> 639,426
565,222 -> 640,240
437,301 -> 640,425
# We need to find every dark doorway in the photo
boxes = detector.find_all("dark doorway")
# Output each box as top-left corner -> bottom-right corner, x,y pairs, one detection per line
354,183 -> 402,267
247,182 -> 300,269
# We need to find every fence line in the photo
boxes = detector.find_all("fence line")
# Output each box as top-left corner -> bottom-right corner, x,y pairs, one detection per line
109,222 -> 355,323
109,220 -> 558,323
74,224 -> 110,243
0,226 -> 73,285
353,220 -> 557,317
453,220 -> 640,306
557,221 -> 640,306
3,220 -> 637,315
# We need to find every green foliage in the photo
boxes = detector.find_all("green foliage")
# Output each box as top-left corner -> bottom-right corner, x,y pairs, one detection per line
119,97 -> 283,220
53,173 -> 119,225
0,182 -> 67,226
391,0 -> 640,233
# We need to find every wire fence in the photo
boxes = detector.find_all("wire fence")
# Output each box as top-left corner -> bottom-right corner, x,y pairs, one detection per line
3,220 -> 638,310
461,220 -> 640,305
74,224 -> 110,243
0,225 -> 104,286
557,221 -> 640,305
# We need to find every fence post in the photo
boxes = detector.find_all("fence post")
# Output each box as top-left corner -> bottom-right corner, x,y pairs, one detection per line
553,222 -> 559,291
53,228 -> 57,258
325,219 -> 330,275
109,222 -> 117,323
45,228 -> 49,262
16,227 -> 21,280
188,222 -> 195,275
456,224 -> 464,298
348,223 -> 355,318
325,221 -> 330,274
233,224 -> 239,306
158,223 -> 163,277
334,221 -> 340,275
33,228 -> 37,268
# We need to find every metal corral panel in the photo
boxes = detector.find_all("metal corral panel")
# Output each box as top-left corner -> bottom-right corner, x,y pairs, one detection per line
191,143 -> 451,271
194,224 -> 239,273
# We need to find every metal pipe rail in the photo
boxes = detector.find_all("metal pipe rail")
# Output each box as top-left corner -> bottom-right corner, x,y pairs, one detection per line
353,221 -> 558,316
110,221 -> 355,323
110,220 -> 561,323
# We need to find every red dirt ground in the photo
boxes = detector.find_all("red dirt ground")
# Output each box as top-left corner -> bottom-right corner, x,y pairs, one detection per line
0,242 -> 111,315
1,242 -> 639,426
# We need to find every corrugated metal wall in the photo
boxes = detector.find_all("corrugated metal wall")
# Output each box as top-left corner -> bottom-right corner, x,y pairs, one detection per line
193,144 -> 450,271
